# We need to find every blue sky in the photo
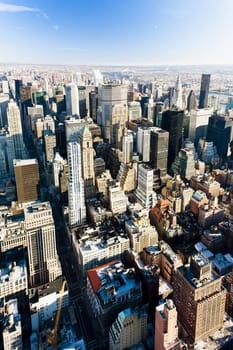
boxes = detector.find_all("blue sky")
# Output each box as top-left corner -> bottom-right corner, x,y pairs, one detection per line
0,0 -> 233,66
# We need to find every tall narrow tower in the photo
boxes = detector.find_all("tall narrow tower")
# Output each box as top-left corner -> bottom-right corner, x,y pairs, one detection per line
6,100 -> 27,175
24,201 -> 62,287
67,142 -> 86,227
174,75 -> 183,109
79,125 -> 95,199
199,74 -> 211,109
155,299 -> 181,350
65,83 -> 80,116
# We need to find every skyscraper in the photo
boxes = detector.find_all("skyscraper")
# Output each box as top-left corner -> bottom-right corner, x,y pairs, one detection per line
135,164 -> 156,208
122,131 -> 134,164
173,75 -> 183,110
187,90 -> 197,111
65,83 -> 80,116
79,125 -> 95,199
173,254 -> 226,342
207,114 -> 233,159
161,109 -> 184,170
155,299 -> 181,350
67,141 -> 86,227
14,159 -> 39,204
199,74 -> 211,109
137,127 -> 151,162
98,84 -> 128,143
188,108 -> 212,145
6,100 -> 27,175
150,127 -> 169,172
24,201 -> 62,287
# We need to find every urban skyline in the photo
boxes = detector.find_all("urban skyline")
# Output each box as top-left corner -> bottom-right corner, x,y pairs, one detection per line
1,0 -> 233,66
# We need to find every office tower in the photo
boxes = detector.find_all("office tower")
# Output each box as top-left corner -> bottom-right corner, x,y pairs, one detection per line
128,101 -> 142,121
150,127 -> 169,172
137,127 -> 151,162
44,132 -> 56,163
14,159 -> 39,204
6,100 -> 28,175
0,95 -> 9,127
173,75 -> 183,109
19,85 -> 32,118
187,90 -> 197,111
1,299 -> 22,350
173,254 -> 226,342
197,139 -> 219,164
122,131 -> 134,164
67,142 -> 86,227
111,104 -> 128,148
161,109 -> 184,170
65,117 -> 87,143
89,89 -> 98,121
27,104 -> 44,133
32,91 -> 47,115
65,83 -> 80,116
207,114 -> 233,159
144,98 -> 156,123
172,148 -> 196,180
199,74 -> 211,109
154,102 -> 164,127
98,84 -> 128,142
155,299 -> 181,350
108,182 -> 127,214
93,69 -> 103,86
24,201 -> 62,287
14,79 -> 22,104
78,86 -> 87,117
135,164 -> 156,208
188,108 -> 212,145
109,306 -> 147,350
43,115 -> 55,134
79,125 -> 95,199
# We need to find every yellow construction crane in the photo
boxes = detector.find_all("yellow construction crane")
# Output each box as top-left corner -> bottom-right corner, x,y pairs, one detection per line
47,279 -> 67,350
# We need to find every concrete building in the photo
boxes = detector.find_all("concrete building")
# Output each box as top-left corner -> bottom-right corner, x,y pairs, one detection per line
188,108 -> 212,145
65,83 -> 80,116
6,100 -> 28,175
155,299 -> 181,350
128,101 -> 142,121
109,306 -> 147,350
150,127 -> 169,172
79,125 -> 95,199
96,169 -> 114,201
187,90 -> 197,112
199,74 -> 211,109
190,190 -> 209,216
98,84 -> 128,143
67,142 -> 86,227
137,127 -> 151,162
173,254 -> 226,342
14,159 -> 40,204
122,131 -> 134,164
27,105 -> 44,133
125,209 -> 158,253
65,116 -> 87,143
24,201 -> 62,287
74,226 -> 130,274
30,277 -> 69,332
86,260 -> 142,330
108,182 -> 127,214
117,162 -> 137,192
44,131 -> 56,163
135,164 -> 156,208
1,298 -> 22,350
172,148 -> 196,180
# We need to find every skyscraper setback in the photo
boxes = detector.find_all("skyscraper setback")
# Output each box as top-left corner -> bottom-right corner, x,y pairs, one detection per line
199,74 -> 211,109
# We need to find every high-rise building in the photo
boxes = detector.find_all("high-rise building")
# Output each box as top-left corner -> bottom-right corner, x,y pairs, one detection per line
109,306 -> 147,350
199,74 -> 211,109
150,127 -> 169,172
128,101 -> 142,121
65,117 -> 87,143
173,254 -> 226,342
24,201 -> 62,287
172,148 -> 196,180
65,83 -> 80,116
122,131 -> 134,164
161,109 -> 184,170
78,86 -> 87,117
155,299 -> 181,350
137,127 -> 151,162
93,69 -> 103,86
6,100 -> 28,175
173,75 -> 183,109
44,131 -> 56,164
188,108 -> 212,145
207,114 -> 233,159
187,90 -> 197,111
14,159 -> 39,204
67,142 -> 86,227
98,84 -> 128,143
1,299 -> 22,350
79,125 -> 95,199
135,164 -> 156,208
14,79 -> 22,104
89,89 -> 98,121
